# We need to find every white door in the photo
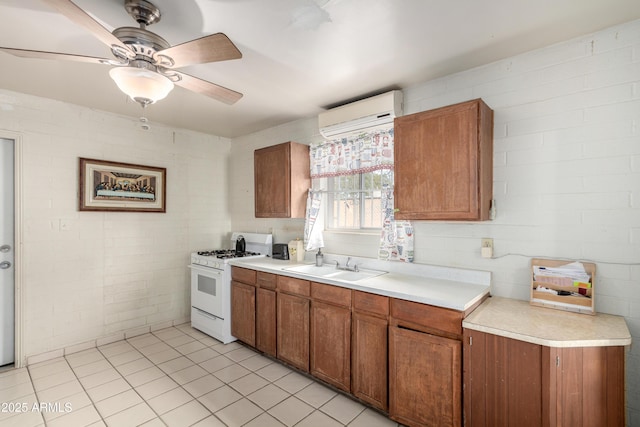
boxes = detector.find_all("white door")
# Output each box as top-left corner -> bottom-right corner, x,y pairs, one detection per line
0,138 -> 14,366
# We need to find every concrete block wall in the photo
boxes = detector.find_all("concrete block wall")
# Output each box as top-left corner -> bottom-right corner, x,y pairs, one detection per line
403,19 -> 640,424
229,19 -> 640,424
0,90 -> 232,363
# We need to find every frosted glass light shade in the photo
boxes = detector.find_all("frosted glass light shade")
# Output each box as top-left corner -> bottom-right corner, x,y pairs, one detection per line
109,66 -> 174,105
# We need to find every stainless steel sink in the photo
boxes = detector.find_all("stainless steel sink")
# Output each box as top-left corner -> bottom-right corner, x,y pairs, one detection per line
283,264 -> 386,281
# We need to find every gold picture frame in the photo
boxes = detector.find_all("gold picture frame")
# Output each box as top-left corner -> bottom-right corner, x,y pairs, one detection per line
79,157 -> 166,212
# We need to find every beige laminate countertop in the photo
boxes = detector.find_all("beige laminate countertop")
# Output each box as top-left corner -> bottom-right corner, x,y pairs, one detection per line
463,296 -> 632,348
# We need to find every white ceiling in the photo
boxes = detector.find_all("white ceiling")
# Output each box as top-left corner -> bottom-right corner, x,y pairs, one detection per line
1,0 -> 639,138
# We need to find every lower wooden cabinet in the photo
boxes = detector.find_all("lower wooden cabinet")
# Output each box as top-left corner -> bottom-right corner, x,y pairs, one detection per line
543,345 -> 625,427
256,287 -> 276,356
231,267 -> 470,426
277,292 -> 310,371
463,329 -> 626,427
230,281 -> 256,346
310,301 -> 351,391
389,326 -> 462,427
463,329 -> 542,427
351,311 -> 388,410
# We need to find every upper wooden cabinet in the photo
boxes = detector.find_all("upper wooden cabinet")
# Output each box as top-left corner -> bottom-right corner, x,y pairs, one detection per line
394,99 -> 493,221
254,141 -> 310,218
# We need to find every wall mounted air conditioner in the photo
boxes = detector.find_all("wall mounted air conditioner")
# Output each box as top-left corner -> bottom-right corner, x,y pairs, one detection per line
318,90 -> 403,139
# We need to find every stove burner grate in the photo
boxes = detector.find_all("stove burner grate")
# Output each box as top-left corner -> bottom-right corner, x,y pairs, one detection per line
196,249 -> 261,259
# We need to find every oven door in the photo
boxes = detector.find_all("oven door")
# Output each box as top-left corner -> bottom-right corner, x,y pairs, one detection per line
190,264 -> 224,319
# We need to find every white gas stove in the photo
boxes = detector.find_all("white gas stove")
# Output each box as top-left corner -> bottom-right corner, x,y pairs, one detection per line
189,232 -> 272,343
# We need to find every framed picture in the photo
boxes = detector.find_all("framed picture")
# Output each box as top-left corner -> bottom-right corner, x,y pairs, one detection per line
79,158 -> 166,212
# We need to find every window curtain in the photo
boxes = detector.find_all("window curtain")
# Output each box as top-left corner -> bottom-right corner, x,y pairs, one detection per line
379,186 -> 414,263
307,127 -> 414,262
303,189 -> 324,251
309,128 -> 394,178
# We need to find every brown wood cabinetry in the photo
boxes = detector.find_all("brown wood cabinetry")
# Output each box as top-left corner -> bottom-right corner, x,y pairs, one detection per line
254,141 -> 310,218
543,346 -> 625,427
230,267 -> 257,346
463,329 -> 626,427
389,326 -> 462,427
256,272 -> 277,357
463,329 -> 542,427
351,291 -> 389,411
310,282 -> 352,392
394,99 -> 493,221
276,276 -> 311,371
389,298 -> 463,427
232,266 -> 489,427
230,280 -> 256,347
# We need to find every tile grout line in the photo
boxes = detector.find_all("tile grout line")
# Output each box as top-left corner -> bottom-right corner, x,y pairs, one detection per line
20,325 -> 390,427
144,327 -> 225,426
93,337 -> 168,426
21,364 -> 46,427
134,326 -> 251,426
148,327 -> 234,426
59,354 -> 108,427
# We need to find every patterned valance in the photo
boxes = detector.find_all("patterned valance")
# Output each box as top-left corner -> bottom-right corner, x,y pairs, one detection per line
310,128 -> 394,178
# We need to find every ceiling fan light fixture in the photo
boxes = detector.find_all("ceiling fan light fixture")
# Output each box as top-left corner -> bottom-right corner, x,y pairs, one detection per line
109,65 -> 174,106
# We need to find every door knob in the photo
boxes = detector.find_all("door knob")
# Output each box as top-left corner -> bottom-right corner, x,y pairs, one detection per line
0,261 -> 11,269
0,245 -> 10,253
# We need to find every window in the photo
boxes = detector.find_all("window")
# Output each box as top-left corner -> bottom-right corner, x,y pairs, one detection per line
324,169 -> 393,230
309,127 -> 395,232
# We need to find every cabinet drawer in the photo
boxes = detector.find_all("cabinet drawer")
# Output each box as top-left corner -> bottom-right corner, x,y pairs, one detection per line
390,298 -> 462,337
353,291 -> 389,317
232,267 -> 256,285
278,275 -> 310,297
311,282 -> 351,308
257,272 -> 277,289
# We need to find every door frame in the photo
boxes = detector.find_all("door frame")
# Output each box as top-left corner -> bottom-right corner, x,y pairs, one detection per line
1,131 -> 23,368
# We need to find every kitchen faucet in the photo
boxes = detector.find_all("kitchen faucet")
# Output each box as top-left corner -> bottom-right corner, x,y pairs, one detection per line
335,257 -> 359,272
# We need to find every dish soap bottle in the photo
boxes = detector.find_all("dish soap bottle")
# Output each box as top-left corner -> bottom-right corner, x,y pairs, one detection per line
315,248 -> 324,267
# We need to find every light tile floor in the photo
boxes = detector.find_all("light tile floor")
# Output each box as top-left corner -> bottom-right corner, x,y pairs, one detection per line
0,324 -> 401,427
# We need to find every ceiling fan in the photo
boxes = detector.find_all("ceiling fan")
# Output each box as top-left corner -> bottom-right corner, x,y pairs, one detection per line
0,0 -> 243,108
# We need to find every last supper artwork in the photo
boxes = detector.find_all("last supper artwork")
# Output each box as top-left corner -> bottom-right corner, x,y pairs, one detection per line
79,158 -> 165,212
92,169 -> 157,202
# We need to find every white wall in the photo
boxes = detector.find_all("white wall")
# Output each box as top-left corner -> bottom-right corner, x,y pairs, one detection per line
0,90 -> 232,362
229,19 -> 640,424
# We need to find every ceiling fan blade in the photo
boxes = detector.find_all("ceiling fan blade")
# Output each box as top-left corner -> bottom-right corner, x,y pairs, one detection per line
174,71 -> 243,105
158,33 -> 242,69
40,0 -> 130,53
0,47 -> 109,64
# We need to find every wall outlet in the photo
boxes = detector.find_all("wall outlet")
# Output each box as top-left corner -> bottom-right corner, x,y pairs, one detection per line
481,238 -> 493,258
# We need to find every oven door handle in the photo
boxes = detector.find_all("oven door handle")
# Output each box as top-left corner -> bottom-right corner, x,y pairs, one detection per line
192,306 -> 224,321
